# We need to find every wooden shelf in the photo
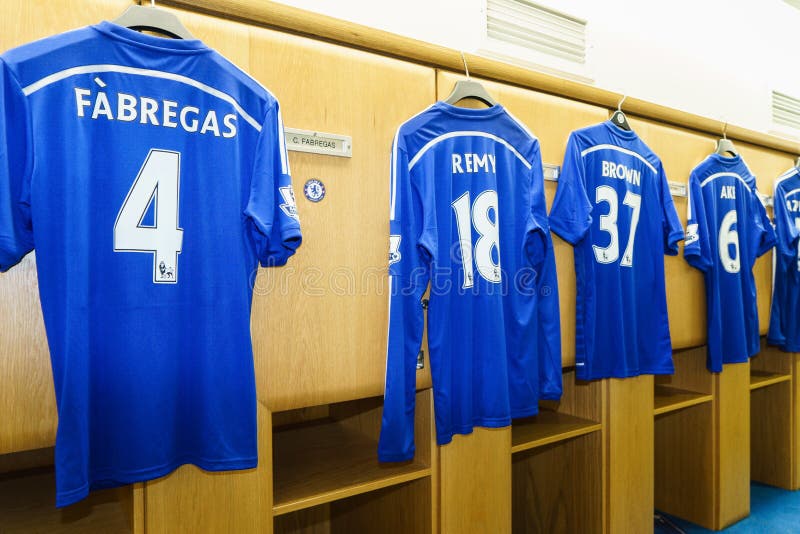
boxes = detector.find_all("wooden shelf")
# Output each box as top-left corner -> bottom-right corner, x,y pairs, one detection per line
272,419 -> 430,516
654,386 -> 713,416
750,370 -> 792,391
511,411 -> 602,454
0,469 -> 130,533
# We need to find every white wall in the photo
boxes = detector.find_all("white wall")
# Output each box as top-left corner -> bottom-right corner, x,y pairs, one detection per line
274,0 -> 800,143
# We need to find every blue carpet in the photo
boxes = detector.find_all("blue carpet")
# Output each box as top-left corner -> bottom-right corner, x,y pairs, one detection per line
655,483 -> 800,533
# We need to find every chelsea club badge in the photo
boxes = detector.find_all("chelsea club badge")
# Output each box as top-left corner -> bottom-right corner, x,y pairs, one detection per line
303,179 -> 326,202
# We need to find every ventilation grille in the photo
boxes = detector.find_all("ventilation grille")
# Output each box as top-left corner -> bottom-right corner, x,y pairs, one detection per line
773,91 -> 800,131
486,0 -> 586,64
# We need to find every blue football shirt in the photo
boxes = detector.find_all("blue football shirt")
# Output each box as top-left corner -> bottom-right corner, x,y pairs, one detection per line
768,167 -> 800,352
684,154 -> 774,372
378,102 -> 562,462
549,121 -> 684,380
0,23 -> 301,506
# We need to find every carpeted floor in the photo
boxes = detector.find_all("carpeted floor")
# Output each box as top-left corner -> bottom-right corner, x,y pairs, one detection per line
655,483 -> 800,533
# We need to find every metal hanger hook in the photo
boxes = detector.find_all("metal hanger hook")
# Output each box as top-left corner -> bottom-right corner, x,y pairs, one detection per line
460,51 -> 470,80
723,122 -> 728,140
617,95 -> 627,112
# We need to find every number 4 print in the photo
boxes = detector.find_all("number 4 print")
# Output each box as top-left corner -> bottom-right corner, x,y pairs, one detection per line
114,149 -> 184,284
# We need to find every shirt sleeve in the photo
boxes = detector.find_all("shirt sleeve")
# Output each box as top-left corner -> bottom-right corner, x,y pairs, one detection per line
752,188 -> 776,258
684,172 -> 712,272
378,132 -> 432,462
525,141 -> 547,270
244,102 -> 302,267
549,133 -> 592,245
527,144 -> 561,400
537,233 -> 562,400
772,184 -> 797,261
0,58 -> 34,271
660,163 -> 684,256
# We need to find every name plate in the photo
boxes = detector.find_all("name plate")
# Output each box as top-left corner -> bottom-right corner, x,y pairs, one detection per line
285,128 -> 352,158
669,181 -> 688,198
543,163 -> 560,182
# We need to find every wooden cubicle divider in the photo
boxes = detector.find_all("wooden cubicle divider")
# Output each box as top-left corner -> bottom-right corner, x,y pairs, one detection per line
793,353 -> 800,490
654,347 -> 716,528
714,362 -> 752,528
750,343 -> 794,490
2,1 -> 800,533
513,371 -> 604,533
440,428 -> 511,533
605,375 -> 654,534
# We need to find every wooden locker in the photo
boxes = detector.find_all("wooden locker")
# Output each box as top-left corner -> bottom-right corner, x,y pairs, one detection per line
247,24 -> 436,412
433,72 -> 609,534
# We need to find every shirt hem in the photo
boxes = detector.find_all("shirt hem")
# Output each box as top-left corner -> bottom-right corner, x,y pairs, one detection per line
576,365 -> 675,381
0,237 -> 31,272
721,355 -> 750,365
510,405 -> 541,419
435,418 -> 512,446
377,451 -> 415,463
56,455 -> 257,508
768,338 -> 800,353
539,392 -> 562,401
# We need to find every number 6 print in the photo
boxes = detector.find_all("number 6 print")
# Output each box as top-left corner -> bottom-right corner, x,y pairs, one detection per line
718,210 -> 740,274
795,217 -> 800,273
114,149 -> 184,284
